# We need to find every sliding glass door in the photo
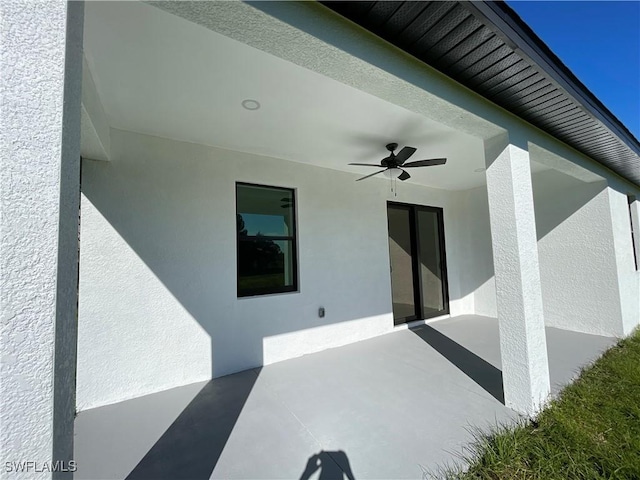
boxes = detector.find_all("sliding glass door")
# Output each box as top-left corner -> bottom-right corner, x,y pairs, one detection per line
387,205 -> 418,323
387,203 -> 449,324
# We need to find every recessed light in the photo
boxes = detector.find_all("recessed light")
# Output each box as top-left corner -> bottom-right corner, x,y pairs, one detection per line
242,99 -> 261,111
474,167 -> 486,172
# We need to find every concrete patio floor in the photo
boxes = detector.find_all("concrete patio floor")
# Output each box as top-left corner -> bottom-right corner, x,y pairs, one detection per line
74,315 -> 616,479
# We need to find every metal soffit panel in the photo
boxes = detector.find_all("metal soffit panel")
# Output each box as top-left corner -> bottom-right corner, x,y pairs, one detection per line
321,0 -> 640,186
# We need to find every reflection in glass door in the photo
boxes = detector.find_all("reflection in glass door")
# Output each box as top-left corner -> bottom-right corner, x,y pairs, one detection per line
417,209 -> 446,317
387,203 -> 449,325
387,205 -> 418,323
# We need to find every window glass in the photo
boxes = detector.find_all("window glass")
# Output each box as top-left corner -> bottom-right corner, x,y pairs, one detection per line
236,184 -> 297,296
628,195 -> 638,270
417,209 -> 445,314
237,185 -> 294,236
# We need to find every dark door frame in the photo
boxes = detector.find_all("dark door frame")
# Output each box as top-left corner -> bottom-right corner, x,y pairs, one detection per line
387,201 -> 450,325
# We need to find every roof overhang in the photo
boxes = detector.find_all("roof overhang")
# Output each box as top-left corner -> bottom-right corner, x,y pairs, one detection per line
321,1 -> 640,186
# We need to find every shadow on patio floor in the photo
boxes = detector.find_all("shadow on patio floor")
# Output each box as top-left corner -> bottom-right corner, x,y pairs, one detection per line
299,450 -> 356,480
411,324 -> 504,404
126,369 -> 259,480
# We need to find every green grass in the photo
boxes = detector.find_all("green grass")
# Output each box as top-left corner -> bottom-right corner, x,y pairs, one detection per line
436,329 -> 640,480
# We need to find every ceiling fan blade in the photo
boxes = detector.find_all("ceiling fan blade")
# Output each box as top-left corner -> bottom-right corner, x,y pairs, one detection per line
349,163 -> 383,167
402,158 -> 447,168
394,146 -> 417,165
356,169 -> 387,181
398,170 -> 410,181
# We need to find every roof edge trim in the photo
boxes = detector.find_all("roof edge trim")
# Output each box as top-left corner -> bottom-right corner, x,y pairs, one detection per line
463,0 -> 640,157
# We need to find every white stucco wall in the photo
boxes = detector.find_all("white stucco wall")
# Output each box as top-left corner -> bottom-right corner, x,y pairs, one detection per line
532,170 -> 639,337
76,128 -> 640,411
1,0 -> 83,475
76,129 -> 471,410
606,184 -> 640,335
450,185 -> 496,317
445,168 -> 640,339
630,198 -> 640,321
533,172 -> 616,335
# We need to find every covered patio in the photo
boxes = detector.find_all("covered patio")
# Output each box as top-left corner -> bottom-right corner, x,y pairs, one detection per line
74,315 -> 615,479
4,0 -> 640,473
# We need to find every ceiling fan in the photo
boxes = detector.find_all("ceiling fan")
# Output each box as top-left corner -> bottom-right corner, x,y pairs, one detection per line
349,143 -> 446,182
281,197 -> 292,209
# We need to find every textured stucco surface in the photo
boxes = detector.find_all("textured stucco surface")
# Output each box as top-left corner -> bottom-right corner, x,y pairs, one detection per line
450,185 -> 496,317
77,129 -> 483,410
1,0 -> 82,476
51,2 -> 84,474
631,199 -> 640,319
454,169 -> 639,339
484,138 -> 550,414
532,172 -> 627,337
606,186 -> 640,335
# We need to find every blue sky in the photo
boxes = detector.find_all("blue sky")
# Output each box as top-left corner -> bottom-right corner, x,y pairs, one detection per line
507,1 -> 640,140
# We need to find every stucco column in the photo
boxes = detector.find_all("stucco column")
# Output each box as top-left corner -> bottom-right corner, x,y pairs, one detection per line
1,0 -> 83,477
484,134 -> 550,415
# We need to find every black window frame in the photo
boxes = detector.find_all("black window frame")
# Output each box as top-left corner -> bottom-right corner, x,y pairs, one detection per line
628,195 -> 638,271
236,182 -> 298,297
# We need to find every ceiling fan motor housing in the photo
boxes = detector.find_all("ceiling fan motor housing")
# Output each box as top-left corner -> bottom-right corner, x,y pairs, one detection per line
382,144 -> 399,167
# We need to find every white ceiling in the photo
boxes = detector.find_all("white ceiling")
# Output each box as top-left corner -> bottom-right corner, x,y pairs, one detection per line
84,1 -> 496,190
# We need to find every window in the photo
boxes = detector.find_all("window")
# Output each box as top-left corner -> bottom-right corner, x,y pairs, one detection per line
236,183 -> 297,297
629,195 -> 638,271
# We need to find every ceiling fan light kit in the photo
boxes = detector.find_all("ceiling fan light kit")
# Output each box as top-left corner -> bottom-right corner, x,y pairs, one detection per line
383,168 -> 403,180
349,142 -> 447,191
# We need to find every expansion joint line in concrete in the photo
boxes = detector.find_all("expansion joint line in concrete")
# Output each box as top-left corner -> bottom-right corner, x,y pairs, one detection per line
250,368 -> 325,452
